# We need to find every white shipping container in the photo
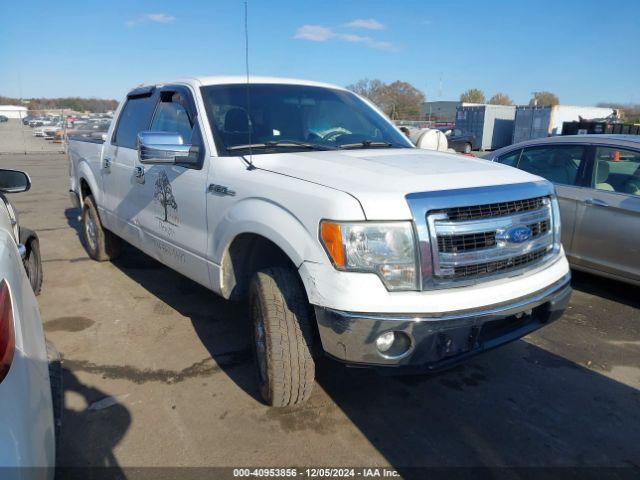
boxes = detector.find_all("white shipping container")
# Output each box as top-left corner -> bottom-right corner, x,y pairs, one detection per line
513,105 -> 614,143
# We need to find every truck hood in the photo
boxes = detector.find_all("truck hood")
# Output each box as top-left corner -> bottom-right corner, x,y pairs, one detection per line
250,148 -> 542,219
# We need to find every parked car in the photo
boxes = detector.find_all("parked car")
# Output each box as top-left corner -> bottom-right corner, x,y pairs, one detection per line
0,169 -> 54,478
0,115 -> 8,123
484,135 -> 640,286
438,127 -> 476,153
68,77 -> 571,407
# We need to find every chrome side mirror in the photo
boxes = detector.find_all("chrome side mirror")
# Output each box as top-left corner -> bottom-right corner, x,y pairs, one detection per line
0,169 -> 31,194
137,131 -> 199,165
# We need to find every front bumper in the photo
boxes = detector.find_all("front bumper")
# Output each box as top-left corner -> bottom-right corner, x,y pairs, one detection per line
315,273 -> 571,371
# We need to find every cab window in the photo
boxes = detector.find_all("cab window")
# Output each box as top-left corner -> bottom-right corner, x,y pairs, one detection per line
112,94 -> 156,149
593,146 -> 640,196
518,145 -> 586,186
150,92 -> 194,142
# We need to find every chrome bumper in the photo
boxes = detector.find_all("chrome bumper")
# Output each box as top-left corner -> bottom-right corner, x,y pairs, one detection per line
315,273 -> 572,370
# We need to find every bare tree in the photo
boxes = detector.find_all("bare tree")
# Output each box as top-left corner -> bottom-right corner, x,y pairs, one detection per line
346,79 -> 425,119
460,89 -> 486,104
383,81 -> 426,119
154,171 -> 177,223
530,91 -> 559,107
488,93 -> 513,105
346,79 -> 388,108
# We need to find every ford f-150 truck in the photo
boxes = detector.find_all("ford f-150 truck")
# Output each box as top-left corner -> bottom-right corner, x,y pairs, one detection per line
68,77 -> 571,407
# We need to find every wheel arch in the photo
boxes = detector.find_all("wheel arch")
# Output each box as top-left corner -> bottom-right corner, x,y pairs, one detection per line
214,199 -> 327,301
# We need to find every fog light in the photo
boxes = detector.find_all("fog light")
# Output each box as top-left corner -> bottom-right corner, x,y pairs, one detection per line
376,331 -> 396,353
375,331 -> 412,358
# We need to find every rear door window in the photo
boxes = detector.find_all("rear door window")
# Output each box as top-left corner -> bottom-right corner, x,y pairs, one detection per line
593,146 -> 640,195
496,149 -> 521,167
112,94 -> 157,149
519,145 -> 586,186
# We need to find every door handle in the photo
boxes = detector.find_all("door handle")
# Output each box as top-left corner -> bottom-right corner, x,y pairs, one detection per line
133,166 -> 145,183
103,156 -> 113,170
585,198 -> 608,208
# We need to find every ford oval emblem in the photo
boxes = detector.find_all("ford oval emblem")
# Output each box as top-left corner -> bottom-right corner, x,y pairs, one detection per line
507,226 -> 532,243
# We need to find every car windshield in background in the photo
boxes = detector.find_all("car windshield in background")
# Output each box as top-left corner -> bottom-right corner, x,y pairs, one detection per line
200,83 -> 413,155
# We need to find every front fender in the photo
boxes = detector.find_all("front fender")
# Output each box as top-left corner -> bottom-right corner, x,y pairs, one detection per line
212,197 -> 326,267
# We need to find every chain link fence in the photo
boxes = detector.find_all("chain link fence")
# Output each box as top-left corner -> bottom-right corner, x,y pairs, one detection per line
0,108 -> 112,155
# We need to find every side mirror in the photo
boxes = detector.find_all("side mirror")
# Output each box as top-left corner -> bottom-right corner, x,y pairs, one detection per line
137,131 -> 199,165
0,169 -> 31,194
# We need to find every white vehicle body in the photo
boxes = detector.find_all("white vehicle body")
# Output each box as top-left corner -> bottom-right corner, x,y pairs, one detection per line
0,188 -> 54,478
68,77 -> 571,402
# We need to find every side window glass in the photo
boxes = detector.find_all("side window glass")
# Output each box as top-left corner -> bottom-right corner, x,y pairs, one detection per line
112,95 -> 156,149
519,146 -> 586,186
594,146 -> 640,195
150,93 -> 193,142
496,149 -> 520,167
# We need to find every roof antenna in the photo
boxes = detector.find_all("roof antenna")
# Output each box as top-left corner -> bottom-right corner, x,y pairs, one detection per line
243,0 -> 255,170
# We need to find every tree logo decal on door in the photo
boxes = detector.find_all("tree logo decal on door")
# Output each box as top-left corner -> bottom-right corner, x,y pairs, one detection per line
154,171 -> 178,224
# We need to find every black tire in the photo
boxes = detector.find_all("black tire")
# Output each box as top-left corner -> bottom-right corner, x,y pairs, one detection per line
249,267 -> 315,407
19,228 -> 43,296
81,195 -> 121,261
46,342 -> 63,443
463,142 -> 472,154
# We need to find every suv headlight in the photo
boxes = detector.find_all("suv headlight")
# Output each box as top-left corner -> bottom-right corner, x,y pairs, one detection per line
320,221 -> 418,291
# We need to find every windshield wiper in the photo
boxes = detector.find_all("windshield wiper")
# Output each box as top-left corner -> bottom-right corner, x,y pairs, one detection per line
227,141 -> 336,152
337,141 -> 401,150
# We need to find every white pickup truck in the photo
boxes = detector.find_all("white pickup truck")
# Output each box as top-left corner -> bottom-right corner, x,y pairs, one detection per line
68,77 -> 571,406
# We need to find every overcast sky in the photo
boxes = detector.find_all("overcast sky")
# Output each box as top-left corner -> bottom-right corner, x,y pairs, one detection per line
1,0 -> 639,105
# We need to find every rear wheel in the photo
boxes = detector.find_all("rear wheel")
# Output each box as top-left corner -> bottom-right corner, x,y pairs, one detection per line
249,267 -> 315,407
463,142 -> 472,154
19,228 -> 43,296
81,195 -> 121,261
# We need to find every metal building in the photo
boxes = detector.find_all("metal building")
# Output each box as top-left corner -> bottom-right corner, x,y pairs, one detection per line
455,104 -> 516,150
512,105 -> 615,143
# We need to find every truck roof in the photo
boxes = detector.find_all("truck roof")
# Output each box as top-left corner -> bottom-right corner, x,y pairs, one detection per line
136,76 -> 348,92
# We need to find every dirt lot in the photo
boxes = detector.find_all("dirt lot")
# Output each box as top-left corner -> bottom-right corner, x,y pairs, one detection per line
0,143 -> 639,476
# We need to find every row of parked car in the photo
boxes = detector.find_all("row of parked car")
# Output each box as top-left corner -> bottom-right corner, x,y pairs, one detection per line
21,114 -> 112,142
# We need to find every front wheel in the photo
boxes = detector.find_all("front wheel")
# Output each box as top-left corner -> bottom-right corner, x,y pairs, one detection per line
463,142 -> 472,154
249,267 -> 315,407
81,195 -> 121,261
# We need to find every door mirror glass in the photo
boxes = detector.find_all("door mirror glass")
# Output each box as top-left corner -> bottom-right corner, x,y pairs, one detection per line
137,131 -> 199,165
0,169 -> 31,193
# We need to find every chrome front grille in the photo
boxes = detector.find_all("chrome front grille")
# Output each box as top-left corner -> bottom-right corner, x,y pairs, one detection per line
437,219 -> 550,254
427,196 -> 555,283
447,247 -> 548,279
433,196 -> 547,221
405,182 -> 560,290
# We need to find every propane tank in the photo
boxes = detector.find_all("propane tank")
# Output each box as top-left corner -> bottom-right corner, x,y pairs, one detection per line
410,128 -> 449,152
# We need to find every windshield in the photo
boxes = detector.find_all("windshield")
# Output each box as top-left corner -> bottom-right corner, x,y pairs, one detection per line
200,83 -> 413,155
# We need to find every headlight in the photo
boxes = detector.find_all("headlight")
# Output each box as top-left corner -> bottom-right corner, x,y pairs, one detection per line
320,221 -> 418,291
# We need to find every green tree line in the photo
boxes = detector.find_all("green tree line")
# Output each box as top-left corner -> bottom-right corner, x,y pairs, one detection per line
0,95 -> 118,113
